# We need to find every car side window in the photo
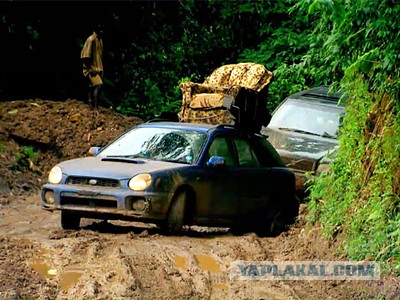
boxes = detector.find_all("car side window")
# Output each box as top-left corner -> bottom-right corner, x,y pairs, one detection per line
233,138 -> 260,167
207,136 -> 236,166
252,137 -> 286,167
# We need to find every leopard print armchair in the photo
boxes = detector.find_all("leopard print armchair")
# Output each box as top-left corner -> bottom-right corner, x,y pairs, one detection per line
178,63 -> 273,126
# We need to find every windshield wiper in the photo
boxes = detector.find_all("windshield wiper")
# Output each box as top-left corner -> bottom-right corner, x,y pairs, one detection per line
278,127 -> 321,137
106,154 -> 146,159
321,132 -> 336,139
279,127 -> 337,139
152,157 -> 190,164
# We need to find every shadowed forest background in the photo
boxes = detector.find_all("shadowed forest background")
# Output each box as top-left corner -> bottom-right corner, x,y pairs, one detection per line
0,0 -> 318,118
1,0 -> 399,275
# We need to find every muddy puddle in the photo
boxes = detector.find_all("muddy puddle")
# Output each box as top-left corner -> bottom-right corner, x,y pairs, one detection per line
1,198 -> 398,300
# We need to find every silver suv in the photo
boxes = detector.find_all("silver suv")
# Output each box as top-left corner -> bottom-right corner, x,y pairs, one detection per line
262,85 -> 345,198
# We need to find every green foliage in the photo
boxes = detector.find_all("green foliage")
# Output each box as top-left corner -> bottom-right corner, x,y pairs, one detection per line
112,0 -> 306,119
12,146 -> 40,172
305,0 -> 400,274
108,1 -> 228,120
238,0 -> 315,110
237,0 -> 346,112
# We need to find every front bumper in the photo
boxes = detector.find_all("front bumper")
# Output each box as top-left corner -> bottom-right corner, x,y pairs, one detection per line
41,183 -> 172,222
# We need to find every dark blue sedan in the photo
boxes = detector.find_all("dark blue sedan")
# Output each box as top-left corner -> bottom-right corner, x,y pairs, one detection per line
41,121 -> 299,235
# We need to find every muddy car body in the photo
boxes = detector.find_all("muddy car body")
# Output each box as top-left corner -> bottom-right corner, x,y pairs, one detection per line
262,86 -> 345,197
41,121 -> 299,235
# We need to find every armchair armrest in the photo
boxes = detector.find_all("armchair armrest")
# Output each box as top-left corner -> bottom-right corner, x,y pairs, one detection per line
179,82 -> 228,94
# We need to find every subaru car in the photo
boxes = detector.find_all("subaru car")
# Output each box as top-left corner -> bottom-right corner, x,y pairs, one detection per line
261,86 -> 346,198
41,121 -> 299,235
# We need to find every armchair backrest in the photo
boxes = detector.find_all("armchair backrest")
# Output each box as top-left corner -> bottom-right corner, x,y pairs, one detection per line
178,62 -> 273,132
203,62 -> 272,92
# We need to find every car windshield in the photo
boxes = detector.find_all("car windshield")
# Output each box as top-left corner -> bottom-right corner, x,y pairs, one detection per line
268,99 -> 344,138
98,127 -> 207,164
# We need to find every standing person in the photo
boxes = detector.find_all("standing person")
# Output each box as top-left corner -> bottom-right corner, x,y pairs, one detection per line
80,24 -> 104,109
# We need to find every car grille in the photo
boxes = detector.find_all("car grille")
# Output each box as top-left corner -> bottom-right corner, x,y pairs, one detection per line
60,195 -> 118,209
66,176 -> 120,188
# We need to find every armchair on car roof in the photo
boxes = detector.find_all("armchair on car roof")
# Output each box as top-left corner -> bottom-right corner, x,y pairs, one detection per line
178,62 -> 273,133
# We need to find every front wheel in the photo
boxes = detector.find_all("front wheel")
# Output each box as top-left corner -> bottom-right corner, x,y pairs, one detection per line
255,208 -> 285,237
282,196 -> 300,225
166,191 -> 187,235
61,210 -> 81,230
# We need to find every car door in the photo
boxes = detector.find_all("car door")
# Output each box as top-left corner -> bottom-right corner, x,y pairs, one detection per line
230,135 -> 274,221
194,135 -> 240,224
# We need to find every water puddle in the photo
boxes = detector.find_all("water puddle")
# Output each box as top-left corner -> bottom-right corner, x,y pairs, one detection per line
37,247 -> 54,256
59,267 -> 85,291
29,247 -> 58,279
30,258 -> 84,291
173,255 -> 188,270
30,261 -> 57,279
195,254 -> 221,272
14,238 -> 32,247
213,283 -> 228,290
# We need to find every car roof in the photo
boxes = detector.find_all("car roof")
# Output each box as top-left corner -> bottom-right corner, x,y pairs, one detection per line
138,121 -> 265,137
138,121 -> 224,133
287,85 -> 346,106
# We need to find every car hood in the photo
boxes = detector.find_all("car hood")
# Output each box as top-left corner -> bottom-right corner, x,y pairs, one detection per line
264,127 -> 338,161
57,156 -> 186,180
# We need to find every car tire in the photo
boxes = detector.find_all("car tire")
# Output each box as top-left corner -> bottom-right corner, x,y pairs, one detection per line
229,225 -> 249,236
259,195 -> 300,237
61,210 -> 80,230
255,212 -> 285,237
284,196 -> 300,225
255,204 -> 285,237
167,191 -> 187,235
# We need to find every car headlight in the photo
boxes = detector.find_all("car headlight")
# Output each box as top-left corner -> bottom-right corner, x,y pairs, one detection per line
128,174 -> 152,191
48,166 -> 63,184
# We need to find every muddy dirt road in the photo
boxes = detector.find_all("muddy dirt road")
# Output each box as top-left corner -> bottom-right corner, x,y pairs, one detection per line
1,194 -> 398,300
1,194 -> 298,300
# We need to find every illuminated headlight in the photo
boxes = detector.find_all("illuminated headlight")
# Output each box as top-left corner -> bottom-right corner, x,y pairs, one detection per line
48,166 -> 62,184
128,174 -> 152,191
44,190 -> 55,204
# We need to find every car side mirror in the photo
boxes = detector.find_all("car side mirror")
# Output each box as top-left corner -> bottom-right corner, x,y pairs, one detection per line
88,146 -> 101,156
206,156 -> 226,167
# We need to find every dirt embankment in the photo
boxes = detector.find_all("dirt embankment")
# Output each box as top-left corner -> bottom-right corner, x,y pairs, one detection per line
0,99 -> 143,200
0,99 -> 399,300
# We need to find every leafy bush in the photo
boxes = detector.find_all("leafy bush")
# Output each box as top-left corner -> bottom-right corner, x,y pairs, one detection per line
304,0 -> 400,274
12,146 -> 40,172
